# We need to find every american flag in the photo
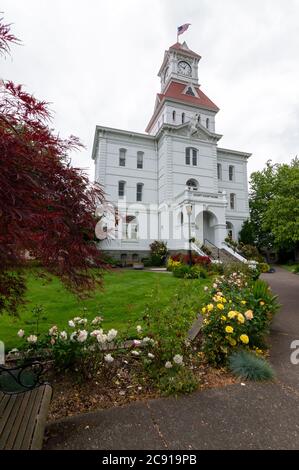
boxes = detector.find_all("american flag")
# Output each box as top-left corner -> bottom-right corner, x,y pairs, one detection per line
177,23 -> 191,36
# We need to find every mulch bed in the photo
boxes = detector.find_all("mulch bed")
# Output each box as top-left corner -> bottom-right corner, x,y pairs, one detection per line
47,340 -> 238,422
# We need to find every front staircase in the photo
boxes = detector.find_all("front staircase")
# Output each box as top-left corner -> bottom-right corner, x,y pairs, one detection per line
193,240 -> 247,265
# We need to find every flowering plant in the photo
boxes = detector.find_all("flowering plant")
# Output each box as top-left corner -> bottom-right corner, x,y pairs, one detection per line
201,272 -> 279,365
16,313 -> 120,378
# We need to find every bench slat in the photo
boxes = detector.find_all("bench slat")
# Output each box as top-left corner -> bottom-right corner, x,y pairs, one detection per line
30,385 -> 52,450
0,394 -> 17,439
0,393 -> 10,416
4,392 -> 31,449
20,386 -> 50,450
0,393 -> 25,449
12,387 -> 40,450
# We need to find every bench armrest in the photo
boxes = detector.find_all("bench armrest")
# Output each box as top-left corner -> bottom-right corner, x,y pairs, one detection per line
0,361 -> 46,394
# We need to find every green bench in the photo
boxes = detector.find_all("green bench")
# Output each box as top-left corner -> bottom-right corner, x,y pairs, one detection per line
0,362 -> 52,450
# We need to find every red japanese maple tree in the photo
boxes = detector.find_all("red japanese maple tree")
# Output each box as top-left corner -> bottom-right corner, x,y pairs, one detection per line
0,17 -> 106,315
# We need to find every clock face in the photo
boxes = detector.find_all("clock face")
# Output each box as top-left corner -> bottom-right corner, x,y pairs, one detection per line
178,61 -> 192,76
163,66 -> 169,82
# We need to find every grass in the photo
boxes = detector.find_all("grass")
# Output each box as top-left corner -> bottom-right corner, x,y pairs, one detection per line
281,263 -> 299,274
0,268 -> 210,350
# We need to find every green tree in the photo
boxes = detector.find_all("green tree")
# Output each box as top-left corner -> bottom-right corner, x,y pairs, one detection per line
248,158 -> 299,253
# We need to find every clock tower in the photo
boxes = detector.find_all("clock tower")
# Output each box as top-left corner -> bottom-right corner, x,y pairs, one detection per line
158,41 -> 201,93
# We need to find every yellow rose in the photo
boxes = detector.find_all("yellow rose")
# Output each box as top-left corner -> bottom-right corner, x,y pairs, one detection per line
202,307 -> 207,314
237,313 -> 245,324
228,311 -> 237,319
217,303 -> 224,310
240,334 -> 249,344
207,304 -> 214,312
222,297 -> 227,303
245,310 -> 254,320
225,326 -> 234,334
221,315 -> 227,321
260,301 -> 265,306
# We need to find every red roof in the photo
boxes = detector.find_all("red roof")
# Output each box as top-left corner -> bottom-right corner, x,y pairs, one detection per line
169,42 -> 201,59
145,81 -> 219,133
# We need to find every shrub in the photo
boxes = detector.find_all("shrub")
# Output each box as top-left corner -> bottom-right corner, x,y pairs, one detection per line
258,262 -> 270,273
229,350 -> 275,381
166,258 -> 182,271
172,264 -> 207,279
238,243 -> 264,262
201,271 -> 279,365
149,241 -> 168,266
293,265 -> 299,274
135,281 -> 203,395
201,244 -> 212,256
16,314 -> 120,379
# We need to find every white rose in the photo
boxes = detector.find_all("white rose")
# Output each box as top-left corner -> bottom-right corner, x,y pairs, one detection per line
104,353 -> 114,363
165,361 -> 173,369
70,332 -> 77,342
133,339 -> 141,346
96,332 -> 108,344
142,337 -> 151,344
68,320 -> 75,328
77,330 -> 88,343
148,353 -> 155,359
17,329 -> 25,338
173,354 -> 184,365
78,318 -> 87,325
60,331 -> 68,340
27,335 -> 37,344
90,329 -> 103,337
91,316 -> 103,325
107,329 -> 118,342
49,325 -> 58,336
131,350 -> 140,356
204,286 -> 209,292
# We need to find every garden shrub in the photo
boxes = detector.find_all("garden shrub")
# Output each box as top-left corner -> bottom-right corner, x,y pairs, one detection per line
201,271 -> 279,365
149,241 -> 168,266
258,262 -> 270,273
135,281 -> 204,395
229,350 -> 274,381
172,264 -> 208,279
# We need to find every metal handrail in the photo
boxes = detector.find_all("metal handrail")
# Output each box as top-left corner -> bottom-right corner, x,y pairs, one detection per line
204,239 -> 220,260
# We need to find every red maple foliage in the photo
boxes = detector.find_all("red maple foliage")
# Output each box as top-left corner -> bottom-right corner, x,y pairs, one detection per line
0,17 -> 106,315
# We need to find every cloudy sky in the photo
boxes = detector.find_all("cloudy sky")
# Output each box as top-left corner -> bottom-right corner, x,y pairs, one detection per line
1,0 -> 299,180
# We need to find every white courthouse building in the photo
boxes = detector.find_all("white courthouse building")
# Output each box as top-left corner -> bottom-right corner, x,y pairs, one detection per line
92,41 -> 251,263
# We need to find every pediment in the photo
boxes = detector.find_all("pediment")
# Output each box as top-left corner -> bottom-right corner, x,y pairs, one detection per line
170,122 -> 222,142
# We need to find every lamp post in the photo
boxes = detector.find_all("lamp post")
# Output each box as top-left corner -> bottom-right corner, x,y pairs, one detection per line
186,203 -> 193,266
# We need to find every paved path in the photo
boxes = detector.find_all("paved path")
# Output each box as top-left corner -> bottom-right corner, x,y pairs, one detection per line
44,268 -> 299,450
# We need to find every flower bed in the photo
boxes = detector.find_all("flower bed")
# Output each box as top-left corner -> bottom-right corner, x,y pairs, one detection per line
201,271 -> 280,365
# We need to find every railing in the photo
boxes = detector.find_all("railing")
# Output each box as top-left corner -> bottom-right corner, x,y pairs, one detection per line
204,239 -> 220,260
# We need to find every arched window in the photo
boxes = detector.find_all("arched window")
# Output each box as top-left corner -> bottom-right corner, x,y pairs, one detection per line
137,151 -> 144,169
217,163 -> 222,180
119,148 -> 126,166
172,110 -> 176,122
206,118 -> 209,129
230,193 -> 236,210
118,181 -> 126,198
136,183 -> 144,202
185,147 -> 198,166
186,179 -> 198,191
229,165 -> 235,181
182,112 -> 185,124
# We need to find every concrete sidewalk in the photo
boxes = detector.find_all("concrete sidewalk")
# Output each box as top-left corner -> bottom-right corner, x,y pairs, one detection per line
44,267 -> 299,450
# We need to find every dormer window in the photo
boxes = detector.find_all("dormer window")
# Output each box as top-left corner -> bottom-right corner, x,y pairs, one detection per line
185,86 -> 195,96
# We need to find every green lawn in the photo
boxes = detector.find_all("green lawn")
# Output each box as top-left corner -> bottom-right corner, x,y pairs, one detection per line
0,269 -> 210,350
281,263 -> 299,273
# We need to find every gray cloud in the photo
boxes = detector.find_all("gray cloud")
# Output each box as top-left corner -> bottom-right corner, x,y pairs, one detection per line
1,0 -> 299,180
